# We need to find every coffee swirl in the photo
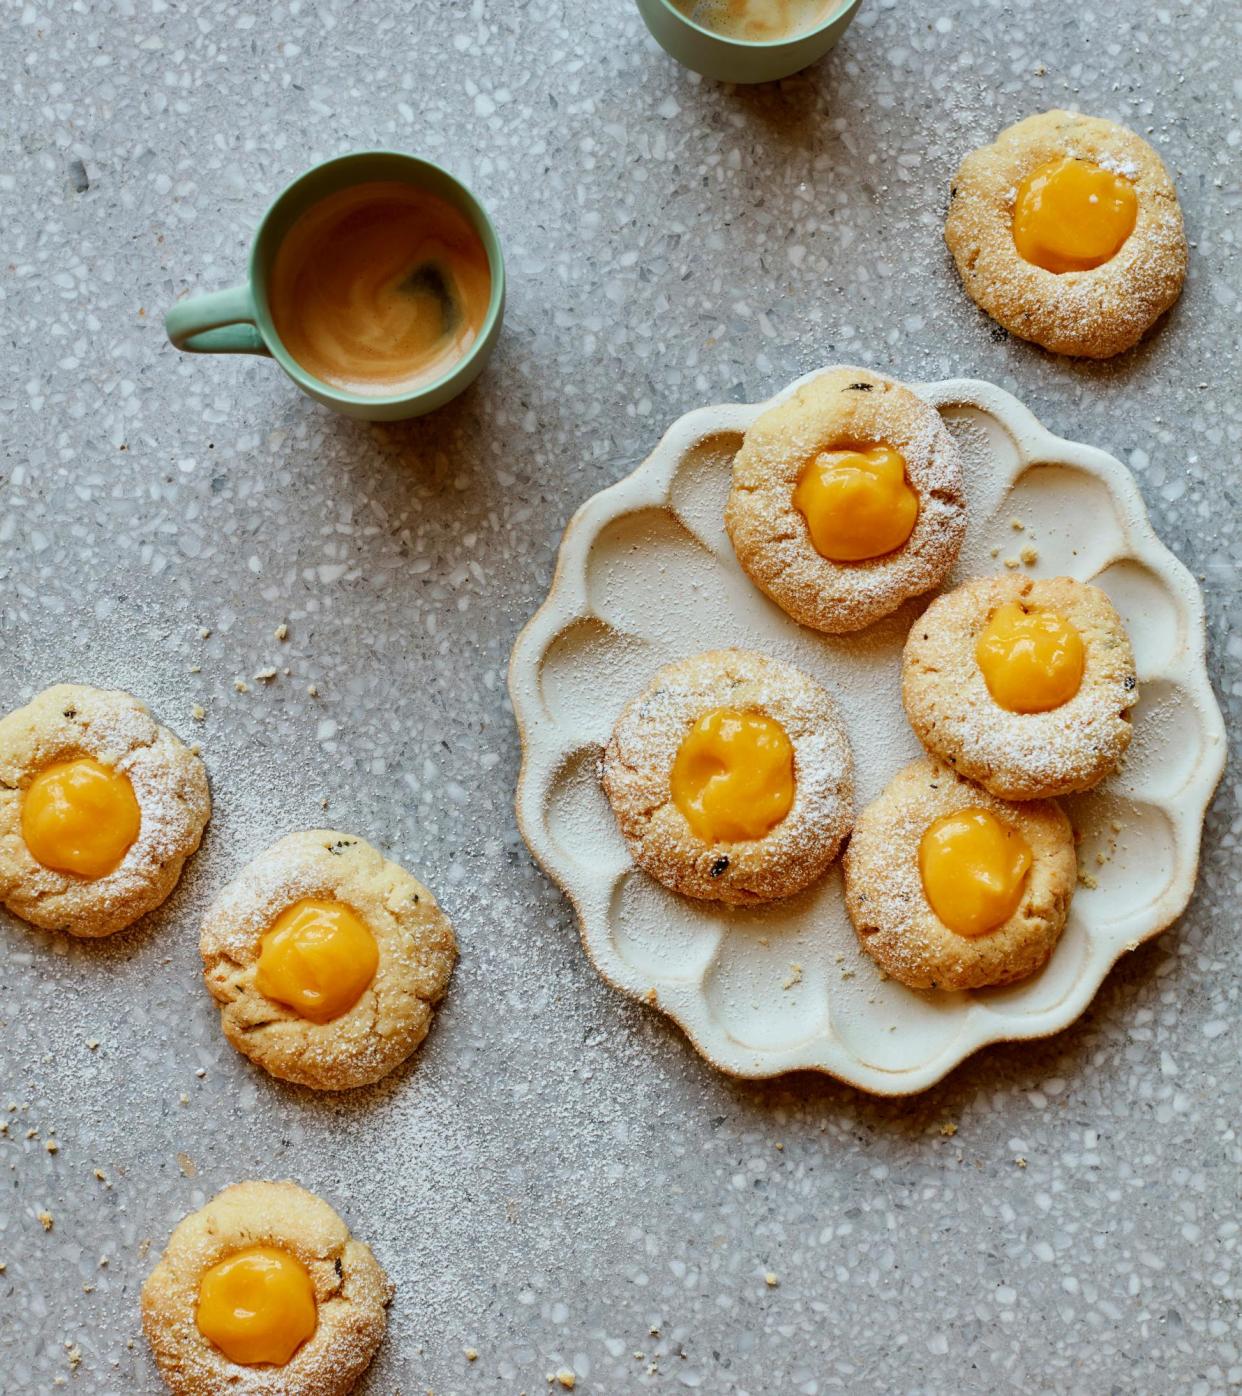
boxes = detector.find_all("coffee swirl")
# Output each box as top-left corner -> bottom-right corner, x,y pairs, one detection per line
270,181 -> 491,397
675,0 -> 835,42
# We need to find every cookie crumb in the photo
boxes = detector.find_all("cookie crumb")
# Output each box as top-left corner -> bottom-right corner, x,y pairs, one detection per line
191,704 -> 206,721
307,684 -> 319,698
782,963 -> 803,990
1020,545 -> 1039,565
45,1139 -> 58,1154
1010,517 -> 1025,531
198,627 -> 211,639
940,1121 -> 958,1137
254,667 -> 278,683
765,1271 -> 779,1287
233,679 -> 249,694
1014,1156 -> 1028,1169
1003,556 -> 1020,569
86,1038 -> 99,1051
464,1347 -> 478,1362
555,1372 -> 576,1389
275,623 -> 289,641
1078,871 -> 1099,890
37,1210 -> 54,1231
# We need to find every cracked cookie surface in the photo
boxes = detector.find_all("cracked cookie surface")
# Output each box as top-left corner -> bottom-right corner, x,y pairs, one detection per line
201,830 -> 456,1090
945,110 -> 1187,358
902,574 -> 1136,800
724,367 -> 967,634
141,1179 -> 393,1396
601,648 -> 853,904
0,683 -> 210,937
844,756 -> 1076,991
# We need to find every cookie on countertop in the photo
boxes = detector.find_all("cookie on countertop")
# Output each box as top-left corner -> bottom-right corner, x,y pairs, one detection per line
0,683 -> 210,937
601,647 -> 853,904
201,829 -> 456,1091
725,367 -> 967,634
945,110 -> 1187,358
844,756 -> 1076,991
141,1179 -> 392,1396
902,574 -> 1136,800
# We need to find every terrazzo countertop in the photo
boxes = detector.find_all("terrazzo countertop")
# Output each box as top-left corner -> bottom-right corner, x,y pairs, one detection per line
2,2 -> 1239,1392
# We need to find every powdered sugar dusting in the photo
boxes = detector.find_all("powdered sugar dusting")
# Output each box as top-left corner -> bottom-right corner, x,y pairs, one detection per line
903,575 -> 1137,800
603,647 -> 853,904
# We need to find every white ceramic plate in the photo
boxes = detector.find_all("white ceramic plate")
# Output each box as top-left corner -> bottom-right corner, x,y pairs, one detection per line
508,374 -> 1225,1093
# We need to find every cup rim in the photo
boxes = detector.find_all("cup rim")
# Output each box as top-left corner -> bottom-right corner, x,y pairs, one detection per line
652,0 -> 857,49
249,150 -> 506,409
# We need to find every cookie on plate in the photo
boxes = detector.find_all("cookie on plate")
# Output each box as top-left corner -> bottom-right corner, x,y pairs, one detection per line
945,110 -> 1187,358
724,367 -> 967,634
0,684 -> 210,937
844,756 -> 1076,991
141,1179 -> 392,1395
902,574 -> 1136,800
601,648 -> 853,904
201,830 -> 456,1090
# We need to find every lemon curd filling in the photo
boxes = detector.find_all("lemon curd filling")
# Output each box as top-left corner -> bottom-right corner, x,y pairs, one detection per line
919,808 -> 1033,938
1012,156 -> 1138,274
793,443 -> 919,562
254,898 -> 379,1024
670,707 -> 795,844
976,601 -> 1085,714
196,1245 -> 317,1367
21,758 -> 141,879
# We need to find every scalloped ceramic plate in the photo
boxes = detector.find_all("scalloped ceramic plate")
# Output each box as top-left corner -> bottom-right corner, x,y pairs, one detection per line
508,374 -> 1225,1093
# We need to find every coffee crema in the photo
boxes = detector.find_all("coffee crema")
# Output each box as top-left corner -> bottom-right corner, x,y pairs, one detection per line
269,181 -> 491,397
673,0 -> 836,42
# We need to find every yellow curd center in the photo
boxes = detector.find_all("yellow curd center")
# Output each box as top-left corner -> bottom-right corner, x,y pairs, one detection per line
670,707 -> 795,844
793,443 -> 919,562
976,600 -> 1085,713
196,1245 -> 317,1368
254,898 -> 379,1024
919,808 -> 1033,938
1012,156 -> 1138,274
21,757 -> 141,879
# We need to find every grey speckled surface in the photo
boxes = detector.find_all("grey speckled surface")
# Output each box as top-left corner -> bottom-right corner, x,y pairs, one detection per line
1,1 -> 1239,1393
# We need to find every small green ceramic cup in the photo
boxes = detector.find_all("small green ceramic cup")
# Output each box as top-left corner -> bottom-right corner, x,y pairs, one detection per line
165,151 -> 506,421
635,0 -> 862,83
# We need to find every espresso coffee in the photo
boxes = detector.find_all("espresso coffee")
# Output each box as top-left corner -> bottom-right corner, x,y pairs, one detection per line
674,0 -> 835,41
270,181 -> 491,397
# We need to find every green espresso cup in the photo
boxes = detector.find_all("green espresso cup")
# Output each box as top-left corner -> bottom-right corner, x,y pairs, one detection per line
164,151 -> 506,421
635,0 -> 862,83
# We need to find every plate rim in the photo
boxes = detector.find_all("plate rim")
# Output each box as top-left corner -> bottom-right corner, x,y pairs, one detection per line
507,372 -> 1227,1094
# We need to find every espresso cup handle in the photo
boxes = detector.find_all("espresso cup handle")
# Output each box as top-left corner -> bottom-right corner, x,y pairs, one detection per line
165,284 -> 269,355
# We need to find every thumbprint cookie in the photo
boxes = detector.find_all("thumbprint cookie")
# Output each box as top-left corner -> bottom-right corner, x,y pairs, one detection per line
141,1179 -> 393,1395
902,574 -> 1136,800
725,367 -> 967,634
201,830 -> 456,1091
946,110 -> 1187,358
844,756 -> 1076,991
601,648 -> 853,904
0,684 -> 210,937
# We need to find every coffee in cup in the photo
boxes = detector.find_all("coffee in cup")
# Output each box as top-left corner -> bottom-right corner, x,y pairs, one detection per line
670,0 -> 836,42
269,180 -> 492,397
